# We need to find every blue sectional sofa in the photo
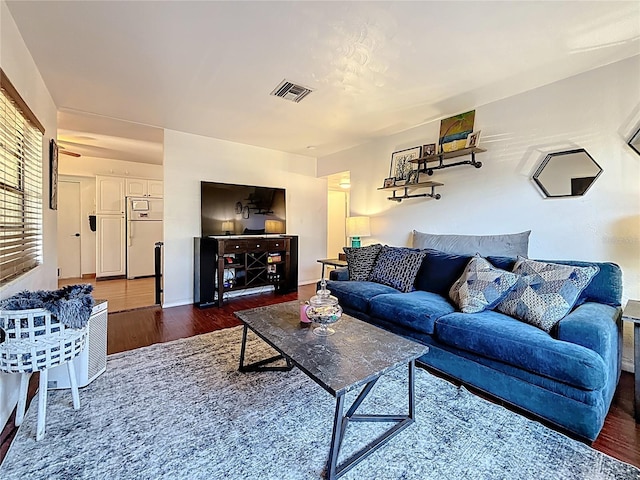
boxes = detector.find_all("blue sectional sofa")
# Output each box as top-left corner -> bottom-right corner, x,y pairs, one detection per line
326,248 -> 623,441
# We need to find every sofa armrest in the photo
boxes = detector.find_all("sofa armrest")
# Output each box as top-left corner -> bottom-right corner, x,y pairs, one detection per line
556,302 -> 622,362
329,267 -> 349,281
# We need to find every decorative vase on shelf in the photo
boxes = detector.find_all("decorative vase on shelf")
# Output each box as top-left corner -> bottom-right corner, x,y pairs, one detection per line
306,279 -> 342,336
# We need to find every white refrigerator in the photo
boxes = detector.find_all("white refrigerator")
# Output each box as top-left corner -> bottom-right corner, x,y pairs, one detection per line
126,197 -> 163,279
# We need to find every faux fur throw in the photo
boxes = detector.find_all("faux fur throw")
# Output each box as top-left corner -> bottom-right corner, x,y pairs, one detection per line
0,284 -> 95,329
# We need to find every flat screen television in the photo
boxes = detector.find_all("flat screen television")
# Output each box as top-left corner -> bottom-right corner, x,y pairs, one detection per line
201,181 -> 286,236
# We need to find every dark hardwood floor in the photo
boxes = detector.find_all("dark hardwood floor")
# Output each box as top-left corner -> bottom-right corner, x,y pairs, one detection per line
2,283 -> 639,469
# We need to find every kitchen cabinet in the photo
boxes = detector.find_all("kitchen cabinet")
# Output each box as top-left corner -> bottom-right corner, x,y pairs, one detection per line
96,214 -> 125,278
125,178 -> 163,197
96,176 -> 125,214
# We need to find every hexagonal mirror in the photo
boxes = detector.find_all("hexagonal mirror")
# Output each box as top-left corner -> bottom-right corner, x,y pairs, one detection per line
629,127 -> 640,156
533,149 -> 602,198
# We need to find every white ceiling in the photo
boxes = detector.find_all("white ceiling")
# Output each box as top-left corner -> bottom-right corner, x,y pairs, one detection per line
6,1 -> 640,162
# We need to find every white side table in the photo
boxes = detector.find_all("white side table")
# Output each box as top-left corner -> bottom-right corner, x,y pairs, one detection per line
622,299 -> 640,422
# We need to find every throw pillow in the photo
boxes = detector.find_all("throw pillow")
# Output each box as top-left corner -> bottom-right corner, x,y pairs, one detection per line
412,230 -> 531,257
368,246 -> 427,293
496,258 -> 599,332
343,244 -> 382,281
449,254 -> 519,314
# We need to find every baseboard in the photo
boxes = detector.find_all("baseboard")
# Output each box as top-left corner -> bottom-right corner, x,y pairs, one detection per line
622,358 -> 634,373
81,273 -> 96,279
96,275 -> 126,281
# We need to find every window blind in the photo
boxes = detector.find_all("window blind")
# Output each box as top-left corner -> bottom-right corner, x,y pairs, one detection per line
0,77 -> 44,286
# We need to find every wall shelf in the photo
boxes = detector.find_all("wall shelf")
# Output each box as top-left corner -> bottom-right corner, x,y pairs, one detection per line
377,180 -> 443,203
410,146 -> 486,175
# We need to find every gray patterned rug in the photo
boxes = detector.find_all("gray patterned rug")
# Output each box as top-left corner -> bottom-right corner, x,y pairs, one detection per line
1,326 -> 638,480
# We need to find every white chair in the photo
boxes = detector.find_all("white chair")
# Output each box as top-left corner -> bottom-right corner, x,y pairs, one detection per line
0,308 -> 87,441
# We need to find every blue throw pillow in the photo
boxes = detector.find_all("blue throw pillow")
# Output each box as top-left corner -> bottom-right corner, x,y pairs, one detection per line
496,257 -> 599,332
414,249 -> 472,295
368,246 -> 427,293
449,255 -> 519,314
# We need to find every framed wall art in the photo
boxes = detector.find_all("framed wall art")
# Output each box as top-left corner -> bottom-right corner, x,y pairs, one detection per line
49,138 -> 58,210
465,130 -> 482,148
422,143 -> 436,156
389,146 -> 421,183
439,110 -> 475,153
383,177 -> 395,188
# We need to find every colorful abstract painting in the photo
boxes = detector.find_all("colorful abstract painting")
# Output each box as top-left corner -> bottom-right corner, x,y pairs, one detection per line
438,110 -> 475,152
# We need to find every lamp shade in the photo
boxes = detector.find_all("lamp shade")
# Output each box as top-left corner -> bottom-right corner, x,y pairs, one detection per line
221,221 -> 234,233
345,216 -> 371,238
265,219 -> 285,234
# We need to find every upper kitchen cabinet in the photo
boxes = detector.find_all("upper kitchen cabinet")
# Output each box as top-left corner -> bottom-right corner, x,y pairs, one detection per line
96,176 -> 125,214
125,178 -> 163,197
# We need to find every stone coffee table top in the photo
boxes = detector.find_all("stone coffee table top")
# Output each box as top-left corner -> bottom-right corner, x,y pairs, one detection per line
235,300 -> 429,397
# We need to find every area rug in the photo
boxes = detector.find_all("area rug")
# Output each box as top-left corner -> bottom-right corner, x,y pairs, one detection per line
1,326 -> 638,479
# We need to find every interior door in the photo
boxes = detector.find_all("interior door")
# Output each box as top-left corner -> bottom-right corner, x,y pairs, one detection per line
327,189 -> 347,258
58,181 -> 82,278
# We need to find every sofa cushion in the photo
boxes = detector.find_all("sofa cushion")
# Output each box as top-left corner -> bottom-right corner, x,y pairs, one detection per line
414,249 -> 472,295
412,230 -> 531,257
368,246 -> 427,293
496,258 -> 599,332
343,244 -> 382,281
369,291 -> 456,335
434,310 -> 607,390
449,255 -> 519,313
325,280 -> 399,313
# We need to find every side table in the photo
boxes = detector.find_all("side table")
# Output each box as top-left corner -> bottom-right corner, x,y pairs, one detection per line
622,299 -> 640,422
317,258 -> 348,280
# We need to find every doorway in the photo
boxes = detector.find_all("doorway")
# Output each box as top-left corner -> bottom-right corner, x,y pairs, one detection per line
325,172 -> 350,258
57,180 -> 82,278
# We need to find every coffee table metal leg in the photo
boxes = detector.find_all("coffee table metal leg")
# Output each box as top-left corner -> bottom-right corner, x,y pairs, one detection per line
327,394 -> 346,480
238,324 -> 293,372
325,361 -> 417,480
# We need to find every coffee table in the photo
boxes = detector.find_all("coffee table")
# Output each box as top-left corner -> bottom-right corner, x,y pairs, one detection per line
234,301 -> 429,479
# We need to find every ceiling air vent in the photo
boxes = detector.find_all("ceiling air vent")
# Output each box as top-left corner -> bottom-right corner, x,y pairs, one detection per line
270,79 -> 312,103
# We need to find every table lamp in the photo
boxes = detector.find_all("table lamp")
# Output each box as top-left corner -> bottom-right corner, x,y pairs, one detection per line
221,221 -> 234,235
345,216 -> 370,248
265,219 -> 285,234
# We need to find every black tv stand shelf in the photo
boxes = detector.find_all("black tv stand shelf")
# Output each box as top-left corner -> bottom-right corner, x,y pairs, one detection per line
410,146 -> 486,175
194,235 -> 298,308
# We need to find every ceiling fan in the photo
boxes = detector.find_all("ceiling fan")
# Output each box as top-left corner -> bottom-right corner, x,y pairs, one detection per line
58,144 -> 81,157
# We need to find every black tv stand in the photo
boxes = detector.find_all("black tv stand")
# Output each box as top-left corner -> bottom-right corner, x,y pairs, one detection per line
194,235 -> 298,308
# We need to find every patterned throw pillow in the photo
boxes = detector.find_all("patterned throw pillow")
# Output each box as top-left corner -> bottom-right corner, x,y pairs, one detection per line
368,246 -> 427,293
496,258 -> 599,332
449,255 -> 519,314
343,244 -> 382,281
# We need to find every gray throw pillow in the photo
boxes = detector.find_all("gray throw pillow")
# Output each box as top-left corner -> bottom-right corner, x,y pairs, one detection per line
368,246 -> 427,293
412,230 -> 531,257
496,257 -> 599,332
343,244 -> 382,281
449,254 -> 519,314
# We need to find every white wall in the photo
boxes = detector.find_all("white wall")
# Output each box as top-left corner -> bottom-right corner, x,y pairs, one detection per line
59,156 -> 162,179
318,56 -> 640,370
0,1 -> 58,429
163,129 -> 326,307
